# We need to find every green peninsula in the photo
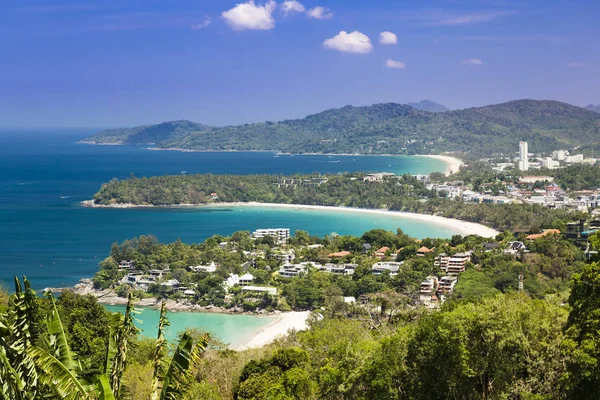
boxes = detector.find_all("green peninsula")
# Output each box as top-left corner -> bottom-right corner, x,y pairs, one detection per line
82,99 -> 600,157
89,172 -> 586,233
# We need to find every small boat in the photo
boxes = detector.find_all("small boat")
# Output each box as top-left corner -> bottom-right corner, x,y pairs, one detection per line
180,171 -> 187,174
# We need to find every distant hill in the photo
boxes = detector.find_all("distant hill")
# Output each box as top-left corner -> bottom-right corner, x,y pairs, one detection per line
82,100 -> 600,157
407,100 -> 450,112
585,104 -> 600,113
81,120 -> 212,145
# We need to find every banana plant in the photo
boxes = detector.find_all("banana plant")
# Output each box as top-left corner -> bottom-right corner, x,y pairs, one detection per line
150,301 -> 210,400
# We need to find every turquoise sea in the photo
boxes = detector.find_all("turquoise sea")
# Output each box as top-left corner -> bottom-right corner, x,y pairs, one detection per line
103,305 -> 277,346
0,129 -> 450,291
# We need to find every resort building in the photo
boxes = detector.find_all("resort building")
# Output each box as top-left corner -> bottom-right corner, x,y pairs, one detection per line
272,249 -> 295,264
525,229 -> 561,241
328,251 -> 352,258
318,263 -> 357,275
438,276 -> 458,294
434,253 -> 450,271
419,276 -> 438,301
242,286 -> 278,296
372,261 -> 403,276
238,273 -> 254,286
252,228 -> 290,244
446,253 -> 470,275
374,246 -> 390,259
189,262 -> 217,273
278,262 -> 310,278
417,246 -> 434,257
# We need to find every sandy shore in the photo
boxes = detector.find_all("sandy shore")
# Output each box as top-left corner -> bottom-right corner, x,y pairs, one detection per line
236,311 -> 311,350
417,155 -> 464,176
81,200 -> 498,237
218,203 -> 499,238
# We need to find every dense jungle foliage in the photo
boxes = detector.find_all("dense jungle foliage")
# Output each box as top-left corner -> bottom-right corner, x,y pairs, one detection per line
92,173 -> 587,232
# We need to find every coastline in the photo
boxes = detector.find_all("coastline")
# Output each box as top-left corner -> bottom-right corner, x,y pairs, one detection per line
235,311 -> 310,350
81,200 -> 499,238
66,280 -> 309,350
417,154 -> 464,176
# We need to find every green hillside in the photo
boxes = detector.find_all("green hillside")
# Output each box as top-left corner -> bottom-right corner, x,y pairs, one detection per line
82,100 -> 600,157
81,120 -> 212,145
407,99 -> 450,112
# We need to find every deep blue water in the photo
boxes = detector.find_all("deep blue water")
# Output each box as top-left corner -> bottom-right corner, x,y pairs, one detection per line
0,129 -> 450,290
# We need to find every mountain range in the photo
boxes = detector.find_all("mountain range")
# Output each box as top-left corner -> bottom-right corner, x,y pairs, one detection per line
82,100 -> 600,158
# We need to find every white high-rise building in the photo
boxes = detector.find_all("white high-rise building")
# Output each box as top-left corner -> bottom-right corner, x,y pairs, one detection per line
518,141 -> 529,171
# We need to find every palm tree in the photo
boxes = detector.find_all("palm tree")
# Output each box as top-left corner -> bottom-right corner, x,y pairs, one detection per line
1,277 -> 210,399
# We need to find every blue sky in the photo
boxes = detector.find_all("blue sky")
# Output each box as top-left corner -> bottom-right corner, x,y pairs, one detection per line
1,0 -> 598,127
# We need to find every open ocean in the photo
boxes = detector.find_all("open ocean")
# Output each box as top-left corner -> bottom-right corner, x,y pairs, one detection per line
0,129 -> 450,291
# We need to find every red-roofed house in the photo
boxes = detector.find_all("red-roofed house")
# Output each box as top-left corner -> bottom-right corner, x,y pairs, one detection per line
417,246 -> 434,257
328,251 -> 351,258
526,229 -> 561,241
374,246 -> 390,259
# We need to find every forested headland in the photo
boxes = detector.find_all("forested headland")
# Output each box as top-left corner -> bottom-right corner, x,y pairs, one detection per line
3,224 -> 600,398
90,172 -> 587,233
82,99 -> 600,158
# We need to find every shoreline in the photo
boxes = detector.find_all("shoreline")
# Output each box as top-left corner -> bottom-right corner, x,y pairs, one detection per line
81,200 -> 499,238
235,311 -> 310,350
417,154 -> 464,176
65,280 -> 309,350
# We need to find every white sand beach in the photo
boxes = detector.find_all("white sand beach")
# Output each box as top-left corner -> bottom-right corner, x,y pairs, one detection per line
418,155 -> 464,176
213,202 -> 499,238
82,200 -> 499,238
236,311 -> 311,350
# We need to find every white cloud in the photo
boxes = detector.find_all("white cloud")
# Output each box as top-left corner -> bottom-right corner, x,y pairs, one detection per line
379,31 -> 397,45
222,0 -> 277,31
462,58 -> 483,65
323,31 -> 372,54
191,16 -> 211,29
307,6 -> 333,19
384,59 -> 405,69
565,62 -> 586,67
281,0 -> 305,15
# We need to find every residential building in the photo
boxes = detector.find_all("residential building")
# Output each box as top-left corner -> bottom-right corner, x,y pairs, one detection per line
374,246 -> 390,259
419,276 -> 438,299
252,228 -> 290,244
519,176 -> 554,184
518,141 -> 529,171
328,250 -> 351,258
438,276 -> 458,293
417,246 -> 433,257
278,263 -> 310,278
189,261 -> 217,273
238,273 -> 254,286
242,286 -> 277,296
118,260 -> 134,269
565,154 -> 584,164
318,263 -> 357,275
434,253 -> 450,271
446,253 -> 470,275
272,249 -> 295,264
504,241 -> 527,255
372,261 -> 403,276
525,229 -> 561,241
